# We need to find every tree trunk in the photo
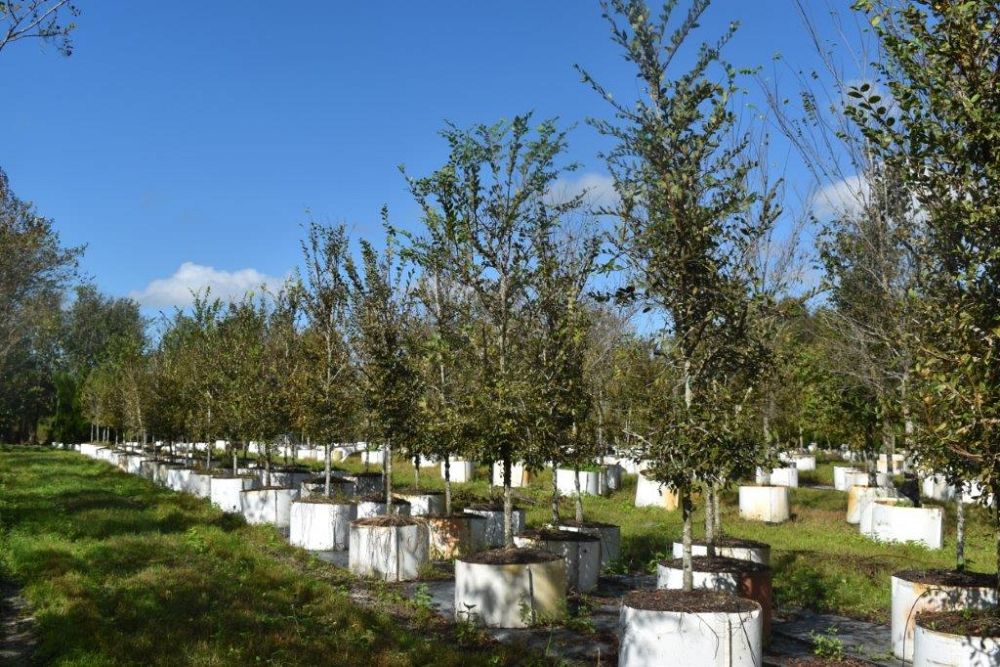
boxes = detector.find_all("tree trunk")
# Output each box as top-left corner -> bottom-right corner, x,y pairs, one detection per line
324,443 -> 332,497
385,440 -> 393,510
503,454 -> 513,548
681,487 -> 694,591
956,484 -> 966,571
704,483 -> 716,556
444,456 -> 452,516
574,467 -> 583,524
713,482 -> 722,537
414,455 -> 420,489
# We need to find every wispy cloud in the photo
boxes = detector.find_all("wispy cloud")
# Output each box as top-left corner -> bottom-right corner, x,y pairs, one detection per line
811,174 -> 870,220
546,172 -> 619,210
130,262 -> 284,308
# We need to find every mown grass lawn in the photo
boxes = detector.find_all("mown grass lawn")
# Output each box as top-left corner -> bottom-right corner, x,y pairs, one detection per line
331,454 -> 997,624
0,447 -> 546,667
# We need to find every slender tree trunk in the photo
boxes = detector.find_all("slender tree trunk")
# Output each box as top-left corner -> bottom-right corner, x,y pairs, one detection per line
574,467 -> 584,524
956,485 -> 966,571
681,487 -> 694,591
705,483 -> 716,556
414,455 -> 420,489
324,443 -> 332,497
264,445 -> 271,487
385,439 -> 393,510
503,453 -> 513,548
444,456 -> 452,516
713,482 -> 722,537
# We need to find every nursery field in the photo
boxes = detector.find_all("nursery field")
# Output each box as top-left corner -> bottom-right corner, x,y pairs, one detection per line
0,447 -> 546,666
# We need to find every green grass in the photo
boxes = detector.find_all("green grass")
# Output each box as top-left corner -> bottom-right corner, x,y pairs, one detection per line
0,447 -> 548,666
330,455 -> 997,624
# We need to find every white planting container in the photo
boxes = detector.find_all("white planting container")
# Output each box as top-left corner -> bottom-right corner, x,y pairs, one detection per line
870,503 -> 943,549
290,499 -> 356,551
210,476 -> 258,512
892,571 -> 998,661
463,506 -> 525,548
361,449 -> 385,466
844,471 -> 871,490
560,522 -> 621,566
770,467 -> 799,488
555,468 -> 607,497
427,514 -> 487,559
738,486 -> 790,523
138,460 -> 159,481
356,499 -> 411,519
635,472 -> 679,509
913,620 -> 1000,666
240,487 -> 299,527
606,456 -> 640,475
348,519 -> 429,581
185,470 -> 213,498
350,473 -> 385,497
792,455 -> 816,472
619,593 -> 763,667
165,466 -> 191,492
394,492 -> 445,517
123,454 -> 146,475
846,485 -> 897,524
754,467 -> 771,486
860,496 -> 906,536
260,470 -> 313,489
603,464 -> 623,491
454,552 -> 566,627
80,443 -> 102,458
299,477 -> 355,499
491,462 -> 529,487
834,466 -> 862,491
922,474 -> 956,502
671,540 -> 770,566
514,529 -> 601,592
441,458 -> 474,483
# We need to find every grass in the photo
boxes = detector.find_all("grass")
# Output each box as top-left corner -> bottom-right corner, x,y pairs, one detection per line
327,454 -> 997,624
0,447 -> 551,666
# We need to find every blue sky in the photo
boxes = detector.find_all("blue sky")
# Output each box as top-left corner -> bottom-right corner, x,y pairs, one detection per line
2,1 -> 866,312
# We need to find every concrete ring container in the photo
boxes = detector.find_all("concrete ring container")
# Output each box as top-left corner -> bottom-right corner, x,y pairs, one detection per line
922,474 -> 956,502
185,471 -> 213,498
834,466 -> 862,491
656,560 -> 773,642
394,492 -> 445,517
240,487 -> 299,527
123,454 -> 146,475
262,470 -> 313,488
348,519 -> 429,581
454,552 -> 566,628
871,503 -> 943,549
491,462 -> 530,488
442,459 -> 475,483
210,476 -> 259,512
463,507 -> 526,548
560,522 -> 621,566
671,540 -> 770,566
290,499 -> 357,551
427,514 -> 487,560
770,467 -> 799,488
738,486 -> 790,523
514,529 -> 601,593
350,473 -> 385,497
891,571 -> 998,661
355,499 -> 411,519
792,456 -> 816,472
913,619 -> 1000,666
860,497 -> 908,536
846,485 -> 898,524
165,466 -> 192,492
635,473 -> 679,510
555,468 -> 607,497
300,478 -> 356,499
603,464 -> 623,491
138,460 -> 159,481
618,593 -> 763,667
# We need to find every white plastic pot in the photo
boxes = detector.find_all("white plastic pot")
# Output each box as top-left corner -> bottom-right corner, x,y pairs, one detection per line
514,530 -> 601,592
635,472 -> 679,510
186,471 -> 213,498
891,572 -> 998,661
261,470 -> 313,489
618,595 -> 763,667
846,485 -> 897,524
427,514 -> 487,559
603,464 -> 623,491
299,477 -> 355,499
454,554 -> 566,628
361,449 -> 385,466
210,476 -> 258,512
860,496 -> 907,536
356,499 -> 411,519
738,486 -> 790,523
138,460 -> 159,481
834,466 -> 862,491
870,503 -> 943,549
240,487 -> 299,527
913,620 -> 1000,666
441,458 -> 474,483
792,455 -> 816,472
754,467 -> 771,485
348,520 -> 429,581
921,474 -> 956,502
394,492 -> 445,517
770,467 -> 799,488
165,466 -> 191,492
491,462 -> 530,487
463,507 -> 525,547
122,454 -> 146,475
555,468 -> 607,497
671,541 -> 770,566
290,500 -> 356,551
560,522 -> 621,566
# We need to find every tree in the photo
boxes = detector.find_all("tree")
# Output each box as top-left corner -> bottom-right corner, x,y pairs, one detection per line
0,1 -> 79,56
849,0 -> 1000,591
580,0 -> 773,589
407,114 -> 586,547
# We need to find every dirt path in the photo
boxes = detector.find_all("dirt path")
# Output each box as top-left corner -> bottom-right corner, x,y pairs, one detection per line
0,576 -> 36,665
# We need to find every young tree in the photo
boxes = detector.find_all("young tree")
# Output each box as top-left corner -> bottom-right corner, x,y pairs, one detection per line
0,1 -> 79,56
407,114 -> 586,547
580,0 -> 773,589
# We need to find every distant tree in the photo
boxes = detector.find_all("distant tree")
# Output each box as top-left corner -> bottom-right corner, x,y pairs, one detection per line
0,1 -> 79,56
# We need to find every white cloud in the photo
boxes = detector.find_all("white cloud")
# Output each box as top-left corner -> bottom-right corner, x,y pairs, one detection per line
811,174 -> 871,220
546,172 -> 619,209
130,262 -> 285,308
